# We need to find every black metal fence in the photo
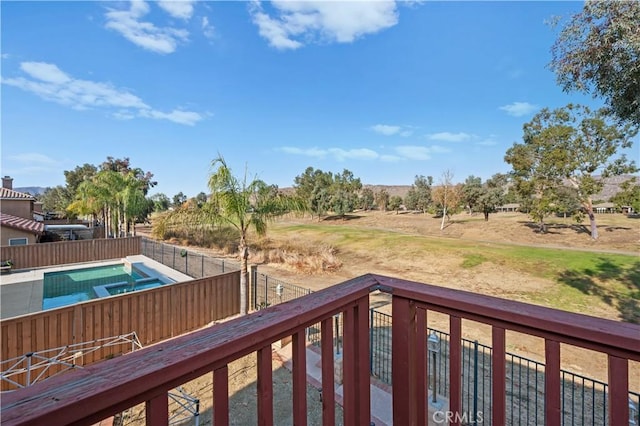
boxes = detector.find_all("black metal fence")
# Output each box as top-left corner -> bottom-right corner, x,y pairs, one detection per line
313,308 -> 640,426
141,237 -> 239,278
251,271 -> 313,310
142,238 -> 640,425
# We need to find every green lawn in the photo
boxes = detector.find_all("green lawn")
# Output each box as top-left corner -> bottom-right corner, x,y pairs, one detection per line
269,223 -> 639,322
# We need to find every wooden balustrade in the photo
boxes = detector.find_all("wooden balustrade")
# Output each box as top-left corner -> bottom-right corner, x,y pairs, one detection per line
2,274 -> 638,426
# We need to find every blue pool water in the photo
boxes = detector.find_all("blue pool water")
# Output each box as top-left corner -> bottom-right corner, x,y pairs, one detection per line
43,264 -> 166,310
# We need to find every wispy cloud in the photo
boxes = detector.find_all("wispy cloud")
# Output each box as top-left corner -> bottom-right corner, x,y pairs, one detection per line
2,61 -> 204,126
280,144 -> 448,162
105,1 -> 189,54
475,137 -> 498,146
249,0 -> 399,50
395,145 -> 450,160
328,148 -> 379,161
426,132 -> 472,142
8,153 -> 58,165
370,124 -> 413,137
371,124 -> 401,136
4,153 -> 64,177
279,146 -> 380,161
157,0 -> 195,20
202,16 -> 215,39
2,53 -> 10,60
499,101 -> 538,117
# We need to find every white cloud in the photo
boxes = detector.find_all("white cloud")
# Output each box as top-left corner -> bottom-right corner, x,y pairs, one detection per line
476,138 -> 498,146
157,0 -> 195,20
371,124 -> 401,136
427,145 -> 452,153
395,145 -> 450,160
396,145 -> 431,160
280,146 -> 328,158
3,61 -> 204,126
328,148 -> 379,161
250,7 -> 303,50
2,53 -> 10,59
280,143 -> 447,162
499,101 -> 538,117
139,108 -> 203,126
249,0 -> 398,50
371,124 -> 413,137
202,16 -> 215,39
427,132 -> 472,142
8,153 -> 58,165
280,146 -> 381,161
20,62 -> 71,84
105,1 -> 189,54
379,154 -> 402,162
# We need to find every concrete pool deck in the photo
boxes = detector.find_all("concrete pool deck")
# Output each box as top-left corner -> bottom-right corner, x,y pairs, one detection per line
0,255 -> 192,320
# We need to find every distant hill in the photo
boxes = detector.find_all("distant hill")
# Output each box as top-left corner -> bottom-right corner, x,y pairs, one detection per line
14,186 -> 48,196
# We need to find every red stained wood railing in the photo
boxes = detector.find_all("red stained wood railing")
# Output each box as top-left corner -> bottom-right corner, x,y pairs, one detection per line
1,273 -> 638,426
213,366 -> 228,425
292,330 -> 307,426
320,317 -> 335,426
449,316 -> 462,426
545,339 -> 562,425
492,326 -> 506,425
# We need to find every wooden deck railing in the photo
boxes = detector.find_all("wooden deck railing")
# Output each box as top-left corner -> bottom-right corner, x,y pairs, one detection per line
2,274 -> 638,426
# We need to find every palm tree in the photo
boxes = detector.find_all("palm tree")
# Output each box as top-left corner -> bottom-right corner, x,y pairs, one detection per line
120,171 -> 148,236
207,156 -> 304,314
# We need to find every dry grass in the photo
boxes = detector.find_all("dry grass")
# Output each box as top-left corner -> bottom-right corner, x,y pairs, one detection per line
251,238 -> 342,274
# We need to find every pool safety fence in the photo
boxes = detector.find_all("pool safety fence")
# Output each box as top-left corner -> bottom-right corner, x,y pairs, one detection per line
141,238 -> 239,279
251,271 -> 313,310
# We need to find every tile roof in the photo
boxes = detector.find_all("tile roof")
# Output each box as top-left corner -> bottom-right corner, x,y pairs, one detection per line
0,213 -> 45,235
0,187 -> 35,200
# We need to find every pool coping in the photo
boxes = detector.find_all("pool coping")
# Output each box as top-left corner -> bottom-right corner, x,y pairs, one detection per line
0,256 -> 192,320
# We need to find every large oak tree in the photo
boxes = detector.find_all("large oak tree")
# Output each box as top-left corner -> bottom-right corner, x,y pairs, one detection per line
550,1 -> 640,126
505,104 -> 637,239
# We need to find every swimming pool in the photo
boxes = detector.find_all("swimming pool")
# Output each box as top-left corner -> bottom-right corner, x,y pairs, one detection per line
42,264 -> 169,310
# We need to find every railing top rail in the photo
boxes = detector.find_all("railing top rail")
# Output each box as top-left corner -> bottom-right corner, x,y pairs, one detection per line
373,274 -> 640,360
0,275 -> 375,425
2,273 -> 639,425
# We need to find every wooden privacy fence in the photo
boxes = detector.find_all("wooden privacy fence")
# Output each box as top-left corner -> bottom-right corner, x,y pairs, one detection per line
0,237 -> 142,270
0,271 -> 240,391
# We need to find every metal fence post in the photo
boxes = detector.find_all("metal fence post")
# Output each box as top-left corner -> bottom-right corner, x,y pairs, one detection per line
185,251 -> 188,276
335,314 -> 340,355
173,246 -> 176,269
249,265 -> 258,311
264,275 -> 268,308
201,254 -> 204,278
369,309 -> 374,374
222,260 -> 225,274
473,340 -> 478,425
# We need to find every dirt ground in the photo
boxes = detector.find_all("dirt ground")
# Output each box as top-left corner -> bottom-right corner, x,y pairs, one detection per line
133,211 -> 639,424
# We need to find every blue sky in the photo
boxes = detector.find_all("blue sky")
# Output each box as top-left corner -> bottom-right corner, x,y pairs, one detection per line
2,1 -> 636,199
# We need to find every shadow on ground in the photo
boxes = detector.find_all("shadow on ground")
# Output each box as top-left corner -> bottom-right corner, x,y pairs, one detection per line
557,258 -> 640,323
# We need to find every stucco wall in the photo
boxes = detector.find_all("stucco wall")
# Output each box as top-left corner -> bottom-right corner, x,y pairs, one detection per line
0,226 -> 37,246
1,199 -> 32,219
